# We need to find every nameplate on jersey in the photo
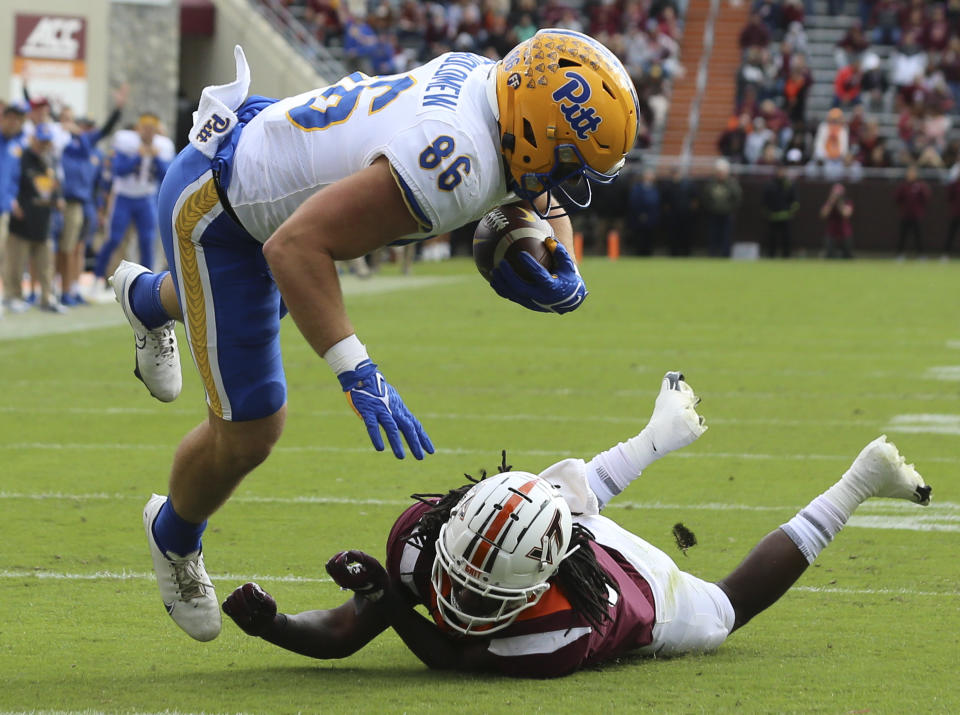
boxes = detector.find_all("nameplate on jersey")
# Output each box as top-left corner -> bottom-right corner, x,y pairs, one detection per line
419,53 -> 492,113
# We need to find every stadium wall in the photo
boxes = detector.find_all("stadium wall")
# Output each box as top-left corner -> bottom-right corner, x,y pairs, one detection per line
179,0 -> 329,110
735,178 -> 953,255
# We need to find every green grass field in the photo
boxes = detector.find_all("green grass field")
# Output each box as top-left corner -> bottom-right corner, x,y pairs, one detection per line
1,257 -> 958,714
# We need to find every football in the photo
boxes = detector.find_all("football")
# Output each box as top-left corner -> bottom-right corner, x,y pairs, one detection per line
473,204 -> 554,283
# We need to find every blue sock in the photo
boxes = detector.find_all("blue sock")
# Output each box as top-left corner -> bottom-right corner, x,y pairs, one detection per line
152,498 -> 207,557
129,271 -> 172,330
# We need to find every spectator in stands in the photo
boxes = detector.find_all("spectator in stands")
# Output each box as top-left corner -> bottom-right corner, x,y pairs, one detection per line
762,164 -> 799,257
784,53 -> 813,122
913,134 -> 945,168
739,12 -> 772,52
513,12 -> 538,42
847,104 -> 867,147
759,98 -> 791,148
745,116 -> 775,164
894,164 -> 931,258
855,117 -> 884,162
555,7 -> 585,33
784,19 -> 809,57
901,4 -> 927,41
660,166 -> 699,256
6,125 -> 63,313
834,58 -> 865,109
898,103 -> 922,156
781,0 -> 805,32
858,51 -> 889,110
923,102 -> 952,155
626,168 -> 660,255
700,158 -> 742,258
753,0 -> 781,36
737,47 -> 776,110
890,31 -> 928,106
836,20 -> 870,67
813,108 -> 850,175
870,0 -> 903,46
718,114 -> 750,164
342,12 -> 380,73
820,183 -> 855,259
922,3 -> 951,53
938,35 -> 960,110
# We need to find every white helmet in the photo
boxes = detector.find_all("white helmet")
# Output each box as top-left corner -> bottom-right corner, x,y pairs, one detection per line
431,472 -> 573,635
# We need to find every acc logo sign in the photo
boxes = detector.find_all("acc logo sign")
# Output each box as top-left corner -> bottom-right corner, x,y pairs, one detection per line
195,113 -> 232,143
551,71 -> 602,140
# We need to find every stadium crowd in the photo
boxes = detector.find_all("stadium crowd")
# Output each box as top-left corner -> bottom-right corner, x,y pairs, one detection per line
726,0 -> 960,172
4,1 -> 958,320
264,0 -> 691,149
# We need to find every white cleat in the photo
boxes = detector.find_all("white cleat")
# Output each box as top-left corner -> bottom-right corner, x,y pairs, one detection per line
110,260 -> 182,402
846,435 -> 932,505
143,494 -> 221,641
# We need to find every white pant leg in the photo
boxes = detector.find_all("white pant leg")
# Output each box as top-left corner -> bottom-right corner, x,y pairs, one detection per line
577,515 -> 735,656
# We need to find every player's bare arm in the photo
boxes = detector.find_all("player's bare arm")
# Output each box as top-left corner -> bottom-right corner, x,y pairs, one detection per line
526,194 -> 574,256
225,551 -> 496,672
262,156 -> 419,356
263,155 -> 433,460
222,582 -> 389,659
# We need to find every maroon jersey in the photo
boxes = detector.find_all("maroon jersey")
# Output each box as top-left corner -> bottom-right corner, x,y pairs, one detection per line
385,501 -> 656,678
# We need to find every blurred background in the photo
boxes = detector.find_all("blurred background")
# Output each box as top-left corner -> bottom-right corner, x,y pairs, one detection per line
1,0 -> 958,314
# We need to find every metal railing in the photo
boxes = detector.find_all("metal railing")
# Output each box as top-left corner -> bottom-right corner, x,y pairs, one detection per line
248,0 -> 347,83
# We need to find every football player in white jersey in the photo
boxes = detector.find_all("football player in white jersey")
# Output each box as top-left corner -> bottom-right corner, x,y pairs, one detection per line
111,30 -> 640,641
220,373 -> 931,677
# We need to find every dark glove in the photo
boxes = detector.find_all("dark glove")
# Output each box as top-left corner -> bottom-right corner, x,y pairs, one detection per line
325,550 -> 389,602
222,582 -> 278,637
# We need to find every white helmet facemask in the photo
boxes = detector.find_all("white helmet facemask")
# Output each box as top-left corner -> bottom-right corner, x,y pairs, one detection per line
430,472 -> 574,636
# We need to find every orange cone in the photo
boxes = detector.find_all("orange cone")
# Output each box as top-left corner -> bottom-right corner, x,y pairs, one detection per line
573,232 -> 584,262
607,229 -> 620,260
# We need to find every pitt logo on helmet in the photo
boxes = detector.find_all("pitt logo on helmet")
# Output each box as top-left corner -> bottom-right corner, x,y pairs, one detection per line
552,72 -> 603,141
493,29 -> 640,216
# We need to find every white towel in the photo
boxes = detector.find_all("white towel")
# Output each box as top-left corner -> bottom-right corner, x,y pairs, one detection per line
189,45 -> 251,159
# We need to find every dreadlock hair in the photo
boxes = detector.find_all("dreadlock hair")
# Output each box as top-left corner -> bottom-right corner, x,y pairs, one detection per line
408,451 -> 620,631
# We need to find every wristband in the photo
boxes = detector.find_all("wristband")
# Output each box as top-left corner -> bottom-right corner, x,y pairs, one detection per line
323,334 -> 369,375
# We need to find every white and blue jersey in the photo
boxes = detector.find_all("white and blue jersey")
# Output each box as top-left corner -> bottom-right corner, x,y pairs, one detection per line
158,50 -> 513,422
229,52 -> 510,241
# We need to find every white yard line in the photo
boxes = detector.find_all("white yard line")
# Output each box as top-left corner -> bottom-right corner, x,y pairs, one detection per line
2,441 -> 959,464
0,569 -> 955,599
2,490 -> 956,514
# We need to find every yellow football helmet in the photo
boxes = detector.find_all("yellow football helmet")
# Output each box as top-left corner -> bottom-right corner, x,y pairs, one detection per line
495,29 -> 640,214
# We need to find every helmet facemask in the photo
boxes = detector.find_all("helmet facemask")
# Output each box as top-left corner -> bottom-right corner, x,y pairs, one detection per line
429,472 -> 575,636
431,530 -> 550,635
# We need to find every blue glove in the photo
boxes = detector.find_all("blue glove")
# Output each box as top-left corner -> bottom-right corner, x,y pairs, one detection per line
337,360 -> 434,460
488,238 -> 588,314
